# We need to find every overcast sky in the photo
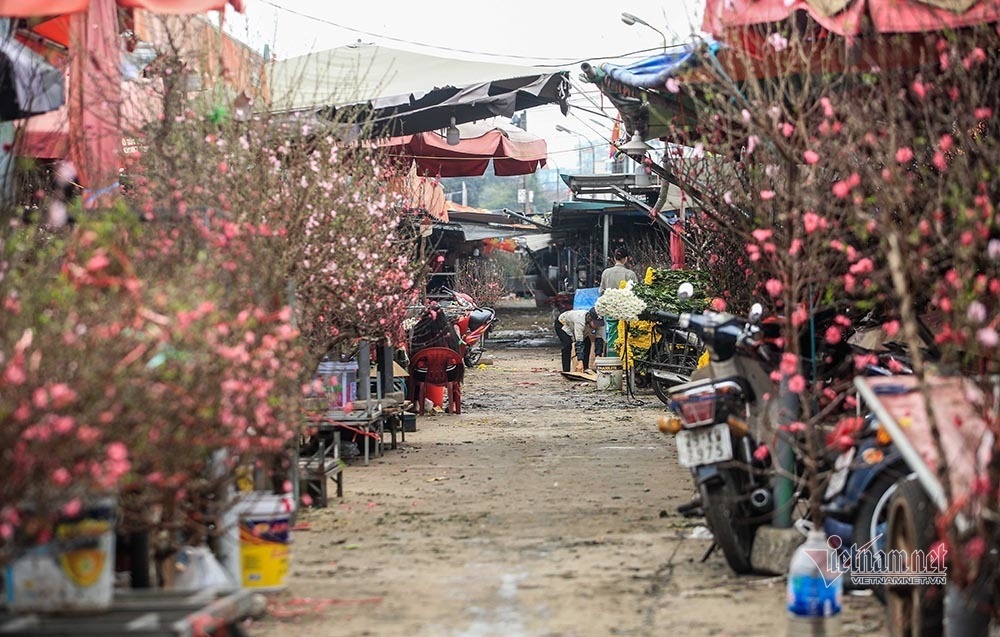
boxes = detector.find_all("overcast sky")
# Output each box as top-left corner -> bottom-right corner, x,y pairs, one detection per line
221,1 -> 706,171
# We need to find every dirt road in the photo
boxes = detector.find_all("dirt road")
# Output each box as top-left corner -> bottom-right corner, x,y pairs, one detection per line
247,301 -> 885,637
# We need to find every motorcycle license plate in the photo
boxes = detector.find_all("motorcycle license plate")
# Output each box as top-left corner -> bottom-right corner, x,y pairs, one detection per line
823,447 -> 856,499
676,424 -> 733,468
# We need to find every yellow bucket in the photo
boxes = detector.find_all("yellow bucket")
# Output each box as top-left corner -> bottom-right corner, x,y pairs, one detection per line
237,493 -> 295,590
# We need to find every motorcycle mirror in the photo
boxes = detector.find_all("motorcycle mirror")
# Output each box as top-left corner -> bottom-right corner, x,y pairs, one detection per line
748,302 -> 764,324
677,282 -> 694,300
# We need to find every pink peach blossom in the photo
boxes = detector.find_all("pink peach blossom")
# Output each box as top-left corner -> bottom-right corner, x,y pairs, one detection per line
780,353 -> 799,376
61,499 -> 82,517
765,278 -> 783,297
977,327 -> 998,348
825,326 -> 842,344
803,211 -> 822,234
792,305 -> 808,327
85,253 -> 111,272
787,374 -> 806,393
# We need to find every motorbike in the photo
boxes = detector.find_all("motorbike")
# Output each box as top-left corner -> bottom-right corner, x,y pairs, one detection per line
819,343 -> 922,601
650,302 -> 780,574
439,287 -> 499,368
821,412 -> 909,600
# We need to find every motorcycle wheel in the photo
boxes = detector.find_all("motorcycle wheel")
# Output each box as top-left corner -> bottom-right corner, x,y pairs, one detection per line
649,344 -> 694,405
699,470 -> 757,574
463,342 -> 484,368
651,376 -> 676,405
885,478 -> 944,637
850,464 -> 909,603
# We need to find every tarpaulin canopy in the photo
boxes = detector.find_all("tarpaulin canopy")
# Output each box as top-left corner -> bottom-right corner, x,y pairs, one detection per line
327,71 -> 570,140
703,0 -> 1000,37
377,120 -> 547,178
270,43 -> 565,112
1,0 -> 244,195
0,34 -> 63,121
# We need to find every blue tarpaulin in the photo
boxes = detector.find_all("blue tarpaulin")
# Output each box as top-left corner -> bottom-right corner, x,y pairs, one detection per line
573,287 -> 600,310
599,40 -> 721,90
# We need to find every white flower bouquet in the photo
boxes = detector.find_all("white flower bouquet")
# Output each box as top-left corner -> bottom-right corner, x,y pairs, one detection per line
594,280 -> 647,321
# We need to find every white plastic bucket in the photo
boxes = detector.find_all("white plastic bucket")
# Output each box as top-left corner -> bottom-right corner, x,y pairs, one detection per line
595,356 -> 624,391
3,500 -> 116,613
236,493 -> 295,591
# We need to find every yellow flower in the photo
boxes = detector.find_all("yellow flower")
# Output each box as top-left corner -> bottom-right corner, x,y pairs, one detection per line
644,266 -> 654,285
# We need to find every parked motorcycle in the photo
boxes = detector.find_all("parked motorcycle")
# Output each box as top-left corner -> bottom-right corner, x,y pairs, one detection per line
439,287 -> 499,367
650,303 -> 779,573
821,412 -> 909,600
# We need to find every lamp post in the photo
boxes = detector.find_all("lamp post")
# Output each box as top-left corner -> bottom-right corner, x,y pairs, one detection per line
617,132 -> 655,186
555,124 -> 595,174
621,12 -> 667,51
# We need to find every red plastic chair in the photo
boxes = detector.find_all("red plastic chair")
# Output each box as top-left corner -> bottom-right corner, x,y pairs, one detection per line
408,347 -> 463,415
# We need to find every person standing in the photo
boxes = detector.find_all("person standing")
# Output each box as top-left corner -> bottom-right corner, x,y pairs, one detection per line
598,246 -> 638,351
599,246 -> 638,295
555,307 -> 605,372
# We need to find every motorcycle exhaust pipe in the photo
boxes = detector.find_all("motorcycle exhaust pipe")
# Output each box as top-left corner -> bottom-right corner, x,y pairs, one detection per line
750,488 -> 772,510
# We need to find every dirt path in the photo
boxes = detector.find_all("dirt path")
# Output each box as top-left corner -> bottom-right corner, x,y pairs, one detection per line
246,302 -> 885,637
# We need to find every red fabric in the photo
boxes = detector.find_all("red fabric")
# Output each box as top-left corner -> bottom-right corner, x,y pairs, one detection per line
703,0 -> 1000,37
670,221 -> 685,271
0,1 -> 87,17
69,0 -> 121,193
118,0 -> 242,12
379,128 -> 547,178
17,107 -> 71,159
2,0 -> 240,18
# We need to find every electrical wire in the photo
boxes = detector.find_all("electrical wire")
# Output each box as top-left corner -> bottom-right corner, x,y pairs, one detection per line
256,0 -> 677,66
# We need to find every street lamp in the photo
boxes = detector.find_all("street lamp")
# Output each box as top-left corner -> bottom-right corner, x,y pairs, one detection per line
617,132 -> 655,186
555,124 -> 595,174
617,131 -> 654,159
621,12 -> 667,51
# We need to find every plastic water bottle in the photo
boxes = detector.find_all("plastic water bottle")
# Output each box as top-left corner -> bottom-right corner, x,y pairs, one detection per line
786,530 -> 843,636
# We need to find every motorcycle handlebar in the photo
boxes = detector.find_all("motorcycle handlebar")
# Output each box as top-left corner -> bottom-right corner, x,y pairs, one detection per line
646,310 -> 682,326
644,308 -> 762,361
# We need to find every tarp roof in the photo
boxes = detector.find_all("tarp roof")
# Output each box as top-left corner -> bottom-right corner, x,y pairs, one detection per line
270,43 -> 562,112
703,0 -> 1000,37
379,120 -> 548,177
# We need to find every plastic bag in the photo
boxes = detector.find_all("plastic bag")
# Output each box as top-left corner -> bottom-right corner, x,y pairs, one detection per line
173,545 -> 234,591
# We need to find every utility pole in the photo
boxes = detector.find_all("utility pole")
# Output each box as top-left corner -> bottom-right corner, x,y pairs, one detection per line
514,111 -> 530,214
